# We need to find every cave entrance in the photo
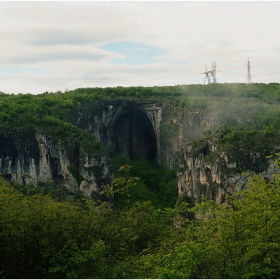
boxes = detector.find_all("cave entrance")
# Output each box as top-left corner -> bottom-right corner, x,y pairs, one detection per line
114,106 -> 157,161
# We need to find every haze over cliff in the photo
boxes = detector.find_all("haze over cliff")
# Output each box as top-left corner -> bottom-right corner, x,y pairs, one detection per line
0,83 -> 279,203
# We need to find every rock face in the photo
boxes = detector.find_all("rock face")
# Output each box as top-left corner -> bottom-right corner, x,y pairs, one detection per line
76,99 -> 221,169
0,127 -> 112,198
0,98 -> 171,199
177,138 -> 280,204
76,99 -> 163,163
159,107 -> 221,169
1,97 -> 278,203
0,99 -> 232,200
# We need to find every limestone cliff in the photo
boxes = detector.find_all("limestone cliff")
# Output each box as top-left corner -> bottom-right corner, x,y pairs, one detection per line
76,99 -> 163,163
159,105 -> 221,169
75,98 -> 222,169
0,126 -> 112,198
177,132 -> 280,204
0,96 -> 276,203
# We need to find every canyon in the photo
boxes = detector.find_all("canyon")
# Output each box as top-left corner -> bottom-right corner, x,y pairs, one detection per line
0,96 -> 279,203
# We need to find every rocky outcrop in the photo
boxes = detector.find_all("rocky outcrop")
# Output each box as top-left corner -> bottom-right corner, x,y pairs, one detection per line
0,126 -> 112,198
76,99 -> 163,162
75,99 -> 222,169
159,106 -> 221,169
177,136 -> 280,204
0,97 -> 275,203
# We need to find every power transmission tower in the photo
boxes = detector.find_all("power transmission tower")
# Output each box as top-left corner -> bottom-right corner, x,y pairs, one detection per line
201,65 -> 212,85
211,61 -> 217,83
246,57 -> 252,84
201,61 -> 217,84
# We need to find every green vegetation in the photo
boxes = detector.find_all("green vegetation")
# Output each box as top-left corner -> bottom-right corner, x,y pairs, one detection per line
131,170 -> 280,279
0,84 -> 278,156
200,124 -> 280,171
1,157 -> 280,278
111,154 -> 178,209
1,83 -> 280,278
1,83 -> 280,144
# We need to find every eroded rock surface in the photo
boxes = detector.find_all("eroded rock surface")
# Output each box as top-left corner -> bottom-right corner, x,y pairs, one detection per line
178,137 -> 280,204
0,127 -> 112,198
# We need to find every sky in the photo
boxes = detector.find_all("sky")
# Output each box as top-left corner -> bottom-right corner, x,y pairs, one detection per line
0,1 -> 280,94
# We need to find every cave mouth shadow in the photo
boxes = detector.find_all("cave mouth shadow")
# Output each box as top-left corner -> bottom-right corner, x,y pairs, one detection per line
113,105 -> 157,161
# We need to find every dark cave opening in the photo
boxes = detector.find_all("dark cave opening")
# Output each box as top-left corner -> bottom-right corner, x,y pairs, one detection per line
113,106 -> 157,161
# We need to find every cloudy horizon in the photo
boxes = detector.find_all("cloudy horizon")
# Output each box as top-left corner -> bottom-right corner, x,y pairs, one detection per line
1,1 -> 280,94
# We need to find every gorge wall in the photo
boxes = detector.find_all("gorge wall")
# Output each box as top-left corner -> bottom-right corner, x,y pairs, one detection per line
76,99 -> 162,163
75,99 -> 220,169
177,137 -> 280,204
77,98 -> 280,204
0,126 -> 112,198
0,97 -> 279,203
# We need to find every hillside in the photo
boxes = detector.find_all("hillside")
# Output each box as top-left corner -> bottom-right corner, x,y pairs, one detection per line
0,83 -> 280,200
1,83 -> 280,278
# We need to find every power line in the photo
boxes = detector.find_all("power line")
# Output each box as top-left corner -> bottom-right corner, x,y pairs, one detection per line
251,62 -> 280,72
0,59 -> 280,86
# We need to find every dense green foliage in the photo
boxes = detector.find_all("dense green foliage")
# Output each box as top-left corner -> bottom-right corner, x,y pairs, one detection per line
130,170 -> 280,279
111,154 -> 178,209
1,83 -> 280,143
201,124 -> 280,168
1,159 -> 280,278
1,83 -> 280,278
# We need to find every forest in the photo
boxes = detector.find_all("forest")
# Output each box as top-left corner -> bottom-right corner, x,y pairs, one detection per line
1,156 -> 280,278
1,83 -> 280,138
1,83 -> 280,278
0,83 -> 280,137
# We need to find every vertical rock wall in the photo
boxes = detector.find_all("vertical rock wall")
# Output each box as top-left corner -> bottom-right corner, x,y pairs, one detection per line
159,105 -> 221,169
75,99 -> 221,170
76,99 -> 162,162
0,98 -> 268,202
0,127 -> 112,198
177,138 -> 280,204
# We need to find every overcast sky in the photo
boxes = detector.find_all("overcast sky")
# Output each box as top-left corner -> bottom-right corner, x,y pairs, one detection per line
1,1 -> 280,94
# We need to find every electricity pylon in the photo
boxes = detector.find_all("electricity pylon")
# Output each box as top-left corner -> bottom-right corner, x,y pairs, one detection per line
201,65 -> 212,85
246,57 -> 252,84
211,61 -> 217,83
201,62 -> 217,84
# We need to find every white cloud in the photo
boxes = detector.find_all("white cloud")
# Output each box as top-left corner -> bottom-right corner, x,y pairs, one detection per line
0,43 -> 125,65
0,1 -> 280,94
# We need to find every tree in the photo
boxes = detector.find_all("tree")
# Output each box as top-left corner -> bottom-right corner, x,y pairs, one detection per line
0,178 -> 106,278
